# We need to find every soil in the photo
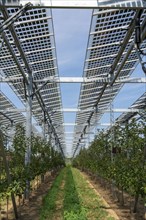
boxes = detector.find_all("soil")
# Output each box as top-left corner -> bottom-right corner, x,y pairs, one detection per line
82,171 -> 145,220
1,169 -> 145,220
17,173 -> 58,220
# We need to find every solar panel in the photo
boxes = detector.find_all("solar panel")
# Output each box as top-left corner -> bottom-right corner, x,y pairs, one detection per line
73,8 -> 146,153
0,4 -> 66,152
116,92 -> 146,123
0,91 -> 25,127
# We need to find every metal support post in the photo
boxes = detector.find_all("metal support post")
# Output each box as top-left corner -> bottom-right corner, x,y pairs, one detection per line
125,120 -> 130,159
41,111 -> 46,183
24,73 -> 32,200
43,112 -> 46,140
109,84 -> 116,197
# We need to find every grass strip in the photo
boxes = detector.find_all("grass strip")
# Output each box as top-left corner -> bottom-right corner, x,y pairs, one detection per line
40,168 -> 65,220
52,172 -> 66,220
63,166 -> 87,220
72,168 -> 115,220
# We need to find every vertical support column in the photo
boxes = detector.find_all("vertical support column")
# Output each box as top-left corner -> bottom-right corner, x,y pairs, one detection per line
42,111 -> 46,140
48,125 -> 53,168
87,122 -> 90,147
53,135 -> 55,151
109,83 -> 115,197
9,121 -> 14,150
41,111 -> 46,183
95,106 -> 98,135
125,120 -> 130,159
25,74 -> 32,200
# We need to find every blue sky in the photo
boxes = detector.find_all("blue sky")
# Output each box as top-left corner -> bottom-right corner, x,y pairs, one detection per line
52,9 -> 92,153
52,9 -> 146,155
1,8 -> 146,156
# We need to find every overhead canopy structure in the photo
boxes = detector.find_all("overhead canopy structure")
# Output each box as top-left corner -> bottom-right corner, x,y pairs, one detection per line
0,2 -> 65,154
73,7 -> 146,154
0,91 -> 25,126
116,92 -> 146,123
1,0 -> 146,9
0,0 -> 146,158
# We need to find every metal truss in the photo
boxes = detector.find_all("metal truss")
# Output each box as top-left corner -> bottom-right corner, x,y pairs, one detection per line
0,91 -> 25,126
0,3 -> 66,156
1,76 -> 146,83
72,7 -> 146,156
1,0 -> 146,9
0,1 -> 146,158
116,92 -> 146,123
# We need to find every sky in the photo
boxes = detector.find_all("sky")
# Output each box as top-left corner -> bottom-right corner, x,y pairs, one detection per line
52,9 -> 92,155
52,9 -> 146,156
1,8 -> 146,157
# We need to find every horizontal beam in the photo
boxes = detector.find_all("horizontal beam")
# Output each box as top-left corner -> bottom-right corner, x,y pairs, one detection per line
1,108 -> 142,116
49,108 -> 143,113
1,76 -> 146,83
56,122 -> 122,126
34,77 -> 146,84
1,0 -> 146,9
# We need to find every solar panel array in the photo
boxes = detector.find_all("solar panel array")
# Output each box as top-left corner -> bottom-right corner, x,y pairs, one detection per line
73,8 -> 146,154
0,5 -> 65,152
116,92 -> 146,123
0,91 -> 25,127
0,1 -> 146,157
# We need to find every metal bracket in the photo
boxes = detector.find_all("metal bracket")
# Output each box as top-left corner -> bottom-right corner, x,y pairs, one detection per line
30,79 -> 50,97
138,109 -> 146,119
0,38 -> 4,50
0,2 -> 32,34
135,44 -> 146,74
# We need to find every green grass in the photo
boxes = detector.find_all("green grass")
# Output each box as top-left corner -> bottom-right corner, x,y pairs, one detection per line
63,167 -> 87,220
40,167 -> 116,220
40,168 -> 65,220
72,168 -> 112,220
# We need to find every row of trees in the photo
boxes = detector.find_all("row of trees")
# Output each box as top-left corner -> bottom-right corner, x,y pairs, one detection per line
0,124 -> 65,200
73,118 -> 146,214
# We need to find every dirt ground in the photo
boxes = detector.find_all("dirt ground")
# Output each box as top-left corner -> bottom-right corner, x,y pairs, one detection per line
18,173 -> 57,220
82,172 -> 145,220
2,169 -> 145,220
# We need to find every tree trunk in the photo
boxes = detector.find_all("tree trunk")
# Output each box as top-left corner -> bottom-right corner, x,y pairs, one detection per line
133,192 -> 139,213
120,187 -> 124,206
41,174 -> 44,183
144,198 -> 146,220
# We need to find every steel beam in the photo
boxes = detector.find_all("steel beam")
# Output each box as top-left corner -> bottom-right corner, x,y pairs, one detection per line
0,2 -> 31,34
73,10 -> 146,155
61,123 -> 113,126
1,32 -> 28,83
1,6 -> 64,158
25,74 -> 32,199
48,108 -> 142,113
1,76 -> 145,83
33,77 -> 146,84
0,111 -> 13,123
1,0 -> 145,9
110,14 -> 146,86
